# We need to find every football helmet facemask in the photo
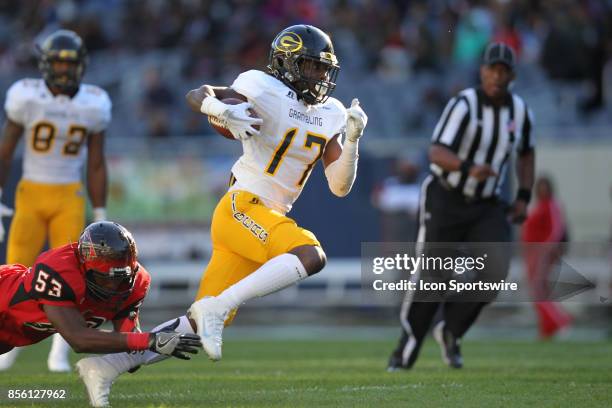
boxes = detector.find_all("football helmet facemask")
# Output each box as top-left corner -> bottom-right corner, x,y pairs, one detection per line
268,25 -> 339,105
77,221 -> 138,305
37,29 -> 87,95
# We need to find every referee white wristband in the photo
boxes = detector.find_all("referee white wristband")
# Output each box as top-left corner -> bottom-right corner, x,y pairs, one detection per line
93,207 -> 107,222
200,96 -> 228,117
324,138 -> 359,197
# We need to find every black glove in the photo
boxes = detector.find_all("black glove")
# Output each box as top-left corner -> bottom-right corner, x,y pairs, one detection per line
149,319 -> 202,360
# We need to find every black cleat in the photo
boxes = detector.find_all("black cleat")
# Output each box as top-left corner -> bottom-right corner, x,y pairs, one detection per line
386,353 -> 412,372
433,321 -> 463,369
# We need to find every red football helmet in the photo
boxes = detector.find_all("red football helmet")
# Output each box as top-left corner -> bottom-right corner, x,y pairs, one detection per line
77,221 -> 138,303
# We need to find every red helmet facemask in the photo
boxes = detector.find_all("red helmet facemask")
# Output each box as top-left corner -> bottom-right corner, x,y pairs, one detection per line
77,222 -> 138,305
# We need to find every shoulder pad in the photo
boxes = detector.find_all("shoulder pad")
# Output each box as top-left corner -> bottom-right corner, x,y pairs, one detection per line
28,263 -> 78,303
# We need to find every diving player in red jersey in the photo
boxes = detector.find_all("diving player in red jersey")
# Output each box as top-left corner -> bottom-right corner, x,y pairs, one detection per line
0,221 -> 201,359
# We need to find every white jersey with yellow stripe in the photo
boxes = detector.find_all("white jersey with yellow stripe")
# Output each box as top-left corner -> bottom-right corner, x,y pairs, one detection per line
229,70 -> 347,214
4,78 -> 111,184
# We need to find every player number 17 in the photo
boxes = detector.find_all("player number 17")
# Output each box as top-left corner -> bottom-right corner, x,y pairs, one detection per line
265,128 -> 327,186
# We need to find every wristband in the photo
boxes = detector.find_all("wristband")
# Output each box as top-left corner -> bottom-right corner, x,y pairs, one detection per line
460,160 -> 473,175
200,96 -> 228,117
516,188 -> 532,204
126,332 -> 150,351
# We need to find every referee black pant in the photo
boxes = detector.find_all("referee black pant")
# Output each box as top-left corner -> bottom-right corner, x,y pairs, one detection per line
390,175 -> 511,368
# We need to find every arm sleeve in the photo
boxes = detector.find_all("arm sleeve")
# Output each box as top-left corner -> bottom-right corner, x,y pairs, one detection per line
324,137 -> 358,197
324,102 -> 354,197
4,80 -> 28,124
431,96 -> 470,153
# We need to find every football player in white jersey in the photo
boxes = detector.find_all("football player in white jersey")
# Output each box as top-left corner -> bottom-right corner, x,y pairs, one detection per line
74,25 -> 367,407
0,30 -> 109,372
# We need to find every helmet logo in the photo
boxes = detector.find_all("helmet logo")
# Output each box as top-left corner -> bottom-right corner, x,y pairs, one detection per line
57,49 -> 78,59
320,51 -> 338,65
275,32 -> 303,53
80,231 -> 97,261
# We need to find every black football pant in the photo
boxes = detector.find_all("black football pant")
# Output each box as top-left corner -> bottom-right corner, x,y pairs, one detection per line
390,176 -> 511,368
0,342 -> 13,355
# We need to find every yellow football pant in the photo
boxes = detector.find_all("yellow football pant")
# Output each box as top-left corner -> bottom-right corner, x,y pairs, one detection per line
7,180 -> 85,267
196,190 -> 320,323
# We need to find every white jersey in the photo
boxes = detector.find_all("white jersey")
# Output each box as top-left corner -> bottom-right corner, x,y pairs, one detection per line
230,70 -> 347,214
4,78 -> 111,184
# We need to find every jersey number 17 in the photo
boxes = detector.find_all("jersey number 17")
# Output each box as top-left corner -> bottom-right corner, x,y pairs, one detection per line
265,128 -> 327,186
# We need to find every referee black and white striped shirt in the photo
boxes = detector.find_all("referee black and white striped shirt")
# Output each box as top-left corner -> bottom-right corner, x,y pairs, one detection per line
430,87 -> 534,199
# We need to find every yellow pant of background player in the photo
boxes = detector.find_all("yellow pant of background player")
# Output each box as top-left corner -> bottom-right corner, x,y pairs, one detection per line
7,180 -> 85,266
196,190 -> 319,322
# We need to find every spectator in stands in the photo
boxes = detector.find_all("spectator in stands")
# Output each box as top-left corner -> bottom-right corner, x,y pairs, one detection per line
540,5 -> 589,115
576,2 -> 607,113
452,7 -> 493,66
0,0 -> 610,137
140,67 -> 174,138
521,176 -> 572,339
493,15 -> 522,56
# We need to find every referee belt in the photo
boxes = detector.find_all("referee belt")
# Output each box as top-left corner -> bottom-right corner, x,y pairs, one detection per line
435,177 -> 499,205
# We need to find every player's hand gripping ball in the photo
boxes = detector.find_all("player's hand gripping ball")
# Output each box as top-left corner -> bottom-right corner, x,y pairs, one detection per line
208,98 -> 261,140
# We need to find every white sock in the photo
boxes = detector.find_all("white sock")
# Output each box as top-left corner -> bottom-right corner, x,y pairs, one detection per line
216,253 -> 308,310
100,315 -> 195,373
48,334 -> 70,361
0,347 -> 20,370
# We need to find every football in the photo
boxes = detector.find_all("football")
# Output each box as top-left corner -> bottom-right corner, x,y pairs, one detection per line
208,97 -> 260,140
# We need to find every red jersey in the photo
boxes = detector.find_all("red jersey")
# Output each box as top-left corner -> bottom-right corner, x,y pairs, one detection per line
0,244 -> 150,347
521,198 -> 565,243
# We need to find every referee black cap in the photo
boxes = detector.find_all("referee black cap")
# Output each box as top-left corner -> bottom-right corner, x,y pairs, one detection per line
482,42 -> 515,70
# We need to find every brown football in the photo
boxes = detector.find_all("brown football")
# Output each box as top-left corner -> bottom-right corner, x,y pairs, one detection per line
208,97 -> 260,140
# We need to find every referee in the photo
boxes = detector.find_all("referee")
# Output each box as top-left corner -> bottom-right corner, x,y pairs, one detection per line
388,43 -> 535,370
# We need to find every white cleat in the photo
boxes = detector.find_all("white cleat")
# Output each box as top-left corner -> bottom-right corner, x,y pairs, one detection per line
0,348 -> 20,371
48,357 -> 71,373
187,296 -> 228,361
76,357 -> 120,407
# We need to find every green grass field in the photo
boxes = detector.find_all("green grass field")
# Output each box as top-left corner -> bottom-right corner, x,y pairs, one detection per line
1,338 -> 611,407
